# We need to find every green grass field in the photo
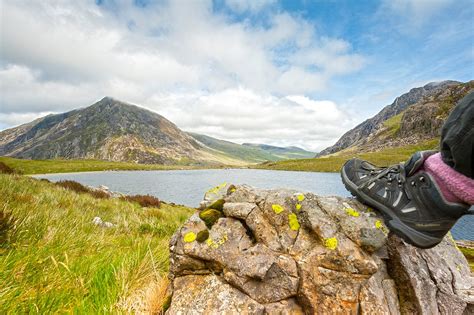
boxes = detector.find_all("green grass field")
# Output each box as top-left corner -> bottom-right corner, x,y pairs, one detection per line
0,174 -> 194,313
255,139 -> 439,172
0,156 -> 199,175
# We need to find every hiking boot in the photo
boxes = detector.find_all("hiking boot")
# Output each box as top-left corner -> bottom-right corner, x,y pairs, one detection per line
341,151 -> 471,249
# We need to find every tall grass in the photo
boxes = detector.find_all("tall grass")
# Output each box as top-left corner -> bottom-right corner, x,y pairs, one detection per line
0,174 -> 193,313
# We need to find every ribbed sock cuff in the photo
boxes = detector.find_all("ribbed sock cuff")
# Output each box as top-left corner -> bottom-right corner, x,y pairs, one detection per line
424,153 -> 474,205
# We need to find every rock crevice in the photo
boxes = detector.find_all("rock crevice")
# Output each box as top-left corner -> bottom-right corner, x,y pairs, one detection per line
166,184 -> 473,314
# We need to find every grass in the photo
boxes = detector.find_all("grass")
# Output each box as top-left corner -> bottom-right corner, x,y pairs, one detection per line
381,112 -> 404,138
255,139 -> 440,173
458,246 -> 474,273
0,156 -> 199,175
0,174 -> 194,313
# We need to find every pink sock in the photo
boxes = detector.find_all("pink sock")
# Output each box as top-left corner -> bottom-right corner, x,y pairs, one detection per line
423,153 -> 474,205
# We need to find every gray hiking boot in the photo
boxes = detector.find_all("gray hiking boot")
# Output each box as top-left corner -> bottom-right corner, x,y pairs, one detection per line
341,151 -> 471,249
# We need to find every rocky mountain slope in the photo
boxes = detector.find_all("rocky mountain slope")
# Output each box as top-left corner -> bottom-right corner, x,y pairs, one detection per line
166,184 -> 473,314
0,97 -> 311,165
318,80 -> 473,156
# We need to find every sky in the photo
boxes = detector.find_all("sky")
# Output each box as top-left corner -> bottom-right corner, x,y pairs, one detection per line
0,0 -> 473,151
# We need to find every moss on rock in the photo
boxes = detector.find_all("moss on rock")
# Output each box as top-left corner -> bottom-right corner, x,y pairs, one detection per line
196,229 -> 210,243
208,199 -> 225,212
199,209 -> 223,228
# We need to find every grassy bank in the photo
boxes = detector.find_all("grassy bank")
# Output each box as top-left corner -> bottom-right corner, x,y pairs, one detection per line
458,246 -> 474,272
255,139 -> 439,172
0,156 -> 200,175
0,174 -> 194,313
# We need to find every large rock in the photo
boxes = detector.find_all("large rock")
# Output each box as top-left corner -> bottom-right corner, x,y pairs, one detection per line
166,184 -> 474,314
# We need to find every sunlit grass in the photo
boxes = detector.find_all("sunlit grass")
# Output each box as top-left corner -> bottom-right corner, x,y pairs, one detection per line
458,246 -> 474,273
255,139 -> 439,172
0,174 -> 194,313
0,156 -> 199,175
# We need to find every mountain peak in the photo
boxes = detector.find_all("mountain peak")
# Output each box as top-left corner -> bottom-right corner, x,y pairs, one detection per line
95,96 -> 130,106
423,80 -> 460,89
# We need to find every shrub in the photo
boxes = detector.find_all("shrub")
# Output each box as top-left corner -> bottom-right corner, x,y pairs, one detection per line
0,211 -> 16,247
121,195 -> 161,208
88,189 -> 110,199
56,180 -> 91,194
0,162 -> 15,174
55,180 -> 109,199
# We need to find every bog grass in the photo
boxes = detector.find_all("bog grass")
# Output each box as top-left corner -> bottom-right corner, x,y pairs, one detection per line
0,174 -> 194,313
458,246 -> 474,272
0,156 -> 197,175
256,139 -> 439,173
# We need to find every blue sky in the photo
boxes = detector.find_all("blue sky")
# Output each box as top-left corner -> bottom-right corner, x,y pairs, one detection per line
0,0 -> 473,150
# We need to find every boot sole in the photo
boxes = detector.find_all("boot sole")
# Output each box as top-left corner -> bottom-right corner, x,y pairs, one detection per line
341,166 -> 442,249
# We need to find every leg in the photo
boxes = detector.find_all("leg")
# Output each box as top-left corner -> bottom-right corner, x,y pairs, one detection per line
440,92 -> 474,178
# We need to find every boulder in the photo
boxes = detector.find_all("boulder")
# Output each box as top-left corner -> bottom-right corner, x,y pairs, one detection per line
166,184 -> 474,314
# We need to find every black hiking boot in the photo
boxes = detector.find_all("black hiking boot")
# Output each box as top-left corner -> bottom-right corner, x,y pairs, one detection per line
341,151 -> 471,249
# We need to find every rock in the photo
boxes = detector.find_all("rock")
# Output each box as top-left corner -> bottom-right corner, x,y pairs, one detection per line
166,185 -> 474,314
92,216 -> 115,228
167,274 -> 265,314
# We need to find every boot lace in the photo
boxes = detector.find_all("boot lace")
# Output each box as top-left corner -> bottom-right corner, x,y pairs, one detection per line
362,163 -> 406,189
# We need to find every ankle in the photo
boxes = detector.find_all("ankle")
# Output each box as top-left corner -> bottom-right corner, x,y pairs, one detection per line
423,153 -> 474,205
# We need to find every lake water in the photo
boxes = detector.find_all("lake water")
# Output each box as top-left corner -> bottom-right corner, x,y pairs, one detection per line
35,169 -> 473,240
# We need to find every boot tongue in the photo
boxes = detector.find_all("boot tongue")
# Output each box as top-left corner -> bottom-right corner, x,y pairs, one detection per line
404,150 -> 438,176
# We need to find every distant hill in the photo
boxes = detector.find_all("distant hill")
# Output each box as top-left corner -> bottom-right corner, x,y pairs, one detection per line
242,143 -> 315,159
0,97 -> 314,166
188,133 -> 279,163
189,133 -> 315,162
317,80 -> 473,157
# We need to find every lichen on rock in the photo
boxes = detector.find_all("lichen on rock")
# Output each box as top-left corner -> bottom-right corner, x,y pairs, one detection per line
166,184 -> 474,314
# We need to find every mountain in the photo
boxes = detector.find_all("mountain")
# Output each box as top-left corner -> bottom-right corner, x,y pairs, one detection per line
242,143 -> 315,159
317,80 -> 473,156
188,133 -> 281,163
0,97 -> 314,166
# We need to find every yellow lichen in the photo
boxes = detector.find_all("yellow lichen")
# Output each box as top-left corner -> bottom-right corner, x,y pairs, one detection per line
295,204 -> 302,211
272,204 -> 284,214
206,238 -> 218,249
288,213 -> 300,231
324,237 -> 338,250
375,220 -> 383,229
345,207 -> 360,217
366,207 -> 373,212
183,232 -> 196,243
230,187 -> 236,193
206,233 -> 228,249
207,182 -> 227,194
296,194 -> 305,202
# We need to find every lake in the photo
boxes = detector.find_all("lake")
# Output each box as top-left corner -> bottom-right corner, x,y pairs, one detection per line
35,169 -> 473,240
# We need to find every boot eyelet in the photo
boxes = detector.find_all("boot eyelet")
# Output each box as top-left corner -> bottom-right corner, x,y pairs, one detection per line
419,176 -> 425,182
411,181 -> 415,186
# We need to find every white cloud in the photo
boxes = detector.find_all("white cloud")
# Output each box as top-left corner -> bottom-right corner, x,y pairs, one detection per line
146,88 -> 355,152
0,0 -> 365,150
379,0 -> 454,30
225,0 -> 277,13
